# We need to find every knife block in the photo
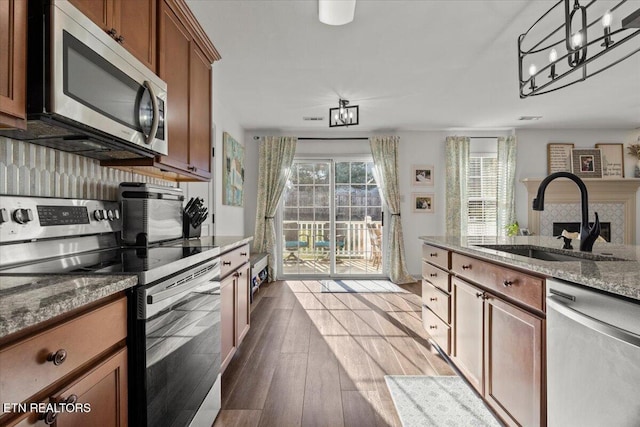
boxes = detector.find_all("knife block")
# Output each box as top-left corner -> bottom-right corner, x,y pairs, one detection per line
183,212 -> 202,239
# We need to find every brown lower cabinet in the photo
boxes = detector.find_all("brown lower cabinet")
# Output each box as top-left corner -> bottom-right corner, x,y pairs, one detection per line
220,244 -> 251,372
0,295 -> 128,427
452,277 -> 544,427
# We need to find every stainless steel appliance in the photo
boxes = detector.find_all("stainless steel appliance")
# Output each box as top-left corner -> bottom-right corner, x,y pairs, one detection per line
0,0 -> 167,160
0,195 -> 222,427
547,278 -> 640,427
119,183 -> 184,246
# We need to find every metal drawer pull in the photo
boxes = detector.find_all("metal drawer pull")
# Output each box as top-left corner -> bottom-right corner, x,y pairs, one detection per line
116,35 -> 125,44
503,280 -> 514,287
462,264 -> 472,270
223,261 -> 231,266
430,253 -> 438,257
429,297 -> 437,302
476,292 -> 485,299
240,252 -> 247,256
42,395 -> 77,424
429,325 -> 437,330
430,273 -> 437,277
107,28 -> 117,38
47,349 -> 67,366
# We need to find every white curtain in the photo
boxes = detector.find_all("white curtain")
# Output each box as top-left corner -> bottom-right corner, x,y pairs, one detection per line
497,135 -> 517,236
253,136 -> 297,280
370,136 -> 414,284
445,136 -> 470,236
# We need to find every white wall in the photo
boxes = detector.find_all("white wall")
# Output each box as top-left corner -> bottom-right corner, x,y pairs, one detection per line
182,67 -> 246,237
244,127 -> 638,276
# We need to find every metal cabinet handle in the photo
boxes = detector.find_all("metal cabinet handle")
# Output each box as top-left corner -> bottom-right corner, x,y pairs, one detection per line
429,297 -> 437,302
429,325 -> 437,330
107,28 -> 117,38
116,35 -> 125,44
429,273 -> 437,277
462,264 -> 472,270
47,349 -> 67,366
476,292 -> 484,299
503,280 -> 514,287
240,252 -> 247,256
223,261 -> 231,266
430,253 -> 438,257
41,395 -> 77,424
188,166 -> 197,171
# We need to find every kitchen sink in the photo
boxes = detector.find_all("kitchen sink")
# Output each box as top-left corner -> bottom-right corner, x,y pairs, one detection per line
476,245 -> 626,262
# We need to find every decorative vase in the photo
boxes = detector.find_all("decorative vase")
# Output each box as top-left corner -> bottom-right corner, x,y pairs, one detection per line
635,160 -> 640,178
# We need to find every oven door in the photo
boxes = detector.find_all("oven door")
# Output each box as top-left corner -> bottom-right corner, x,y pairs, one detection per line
132,258 -> 221,427
51,1 -> 167,155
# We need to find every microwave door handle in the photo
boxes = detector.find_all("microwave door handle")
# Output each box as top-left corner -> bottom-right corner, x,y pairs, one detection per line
142,81 -> 160,145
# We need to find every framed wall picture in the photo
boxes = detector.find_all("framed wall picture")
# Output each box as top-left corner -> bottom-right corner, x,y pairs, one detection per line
571,148 -> 603,178
595,143 -> 624,178
222,132 -> 245,207
412,165 -> 434,186
547,143 -> 574,174
412,193 -> 434,213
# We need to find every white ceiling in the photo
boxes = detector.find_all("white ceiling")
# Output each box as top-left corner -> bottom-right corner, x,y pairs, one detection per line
187,0 -> 640,132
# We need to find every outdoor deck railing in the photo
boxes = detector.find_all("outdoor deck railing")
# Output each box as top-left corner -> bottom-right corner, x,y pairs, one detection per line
283,220 -> 381,258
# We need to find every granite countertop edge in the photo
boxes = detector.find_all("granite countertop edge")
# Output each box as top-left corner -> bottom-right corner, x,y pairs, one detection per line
419,236 -> 640,302
0,275 -> 138,339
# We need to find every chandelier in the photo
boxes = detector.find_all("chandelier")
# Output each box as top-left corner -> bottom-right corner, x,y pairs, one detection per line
329,99 -> 359,127
518,0 -> 640,98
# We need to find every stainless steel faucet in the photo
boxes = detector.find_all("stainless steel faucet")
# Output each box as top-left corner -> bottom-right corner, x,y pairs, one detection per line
532,172 -> 601,252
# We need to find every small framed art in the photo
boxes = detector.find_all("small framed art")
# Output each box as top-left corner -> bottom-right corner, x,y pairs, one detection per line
412,193 -> 434,213
571,148 -> 602,178
412,165 -> 434,186
595,143 -> 624,178
547,143 -> 574,174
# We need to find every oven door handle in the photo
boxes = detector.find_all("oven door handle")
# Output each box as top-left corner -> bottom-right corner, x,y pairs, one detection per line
148,274 -> 219,305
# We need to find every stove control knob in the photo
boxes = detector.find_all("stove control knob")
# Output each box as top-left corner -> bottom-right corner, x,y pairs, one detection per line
93,210 -> 103,221
113,209 -> 120,220
0,208 -> 9,224
107,210 -> 114,221
13,208 -> 34,224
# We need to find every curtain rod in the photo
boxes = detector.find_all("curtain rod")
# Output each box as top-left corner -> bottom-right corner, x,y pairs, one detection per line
298,137 -> 370,141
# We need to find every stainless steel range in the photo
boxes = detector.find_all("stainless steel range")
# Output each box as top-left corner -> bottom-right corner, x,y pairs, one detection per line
0,194 -> 222,427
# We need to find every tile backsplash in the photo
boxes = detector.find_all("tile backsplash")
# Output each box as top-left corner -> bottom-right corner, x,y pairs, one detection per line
0,137 -> 175,200
540,202 -> 625,244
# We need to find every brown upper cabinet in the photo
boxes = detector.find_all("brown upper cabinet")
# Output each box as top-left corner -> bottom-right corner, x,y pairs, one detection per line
0,0 -> 27,129
68,0 -> 157,72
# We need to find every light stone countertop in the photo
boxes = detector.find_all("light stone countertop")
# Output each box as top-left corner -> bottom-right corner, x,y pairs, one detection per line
0,275 -> 137,339
419,236 -> 640,302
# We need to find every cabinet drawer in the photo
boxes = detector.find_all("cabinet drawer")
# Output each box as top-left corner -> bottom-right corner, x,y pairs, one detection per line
451,253 -> 544,312
421,261 -> 451,292
0,297 -> 127,405
422,280 -> 450,324
422,306 -> 451,355
422,244 -> 450,270
221,243 -> 250,278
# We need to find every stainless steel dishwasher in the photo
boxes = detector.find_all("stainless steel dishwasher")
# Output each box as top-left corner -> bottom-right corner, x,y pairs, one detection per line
547,278 -> 640,427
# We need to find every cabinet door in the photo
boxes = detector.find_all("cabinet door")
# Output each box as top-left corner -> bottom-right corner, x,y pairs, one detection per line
0,0 -> 26,128
115,0 -> 156,72
451,278 -> 484,394
158,0 -> 191,172
188,43 -> 212,178
484,296 -> 543,427
236,262 -> 251,344
67,0 -> 114,31
221,274 -> 236,372
52,347 -> 128,427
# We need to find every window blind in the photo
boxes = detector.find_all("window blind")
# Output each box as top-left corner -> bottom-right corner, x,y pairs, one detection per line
467,143 -> 498,237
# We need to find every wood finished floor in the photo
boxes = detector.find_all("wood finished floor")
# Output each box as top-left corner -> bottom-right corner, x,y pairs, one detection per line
213,280 -> 456,427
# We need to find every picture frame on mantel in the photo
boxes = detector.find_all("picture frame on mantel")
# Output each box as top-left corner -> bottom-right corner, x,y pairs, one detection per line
595,143 -> 625,179
547,143 -> 574,174
571,148 -> 603,179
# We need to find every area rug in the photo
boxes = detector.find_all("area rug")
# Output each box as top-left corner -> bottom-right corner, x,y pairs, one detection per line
385,376 -> 501,427
320,279 -> 407,293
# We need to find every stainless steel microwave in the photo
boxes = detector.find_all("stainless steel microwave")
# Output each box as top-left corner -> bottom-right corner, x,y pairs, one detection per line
0,0 -> 168,160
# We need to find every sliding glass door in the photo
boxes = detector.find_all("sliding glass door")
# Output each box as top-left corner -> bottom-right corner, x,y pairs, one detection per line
279,158 -> 385,278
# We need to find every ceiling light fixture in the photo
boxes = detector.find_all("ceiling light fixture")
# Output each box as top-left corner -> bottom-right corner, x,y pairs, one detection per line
518,0 -> 640,98
319,0 -> 356,26
329,99 -> 359,127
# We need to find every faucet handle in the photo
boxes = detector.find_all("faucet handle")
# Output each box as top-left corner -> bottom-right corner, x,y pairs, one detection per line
590,212 -> 601,235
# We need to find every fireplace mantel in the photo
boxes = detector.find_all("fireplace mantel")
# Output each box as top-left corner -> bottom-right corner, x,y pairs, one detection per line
522,178 -> 640,244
